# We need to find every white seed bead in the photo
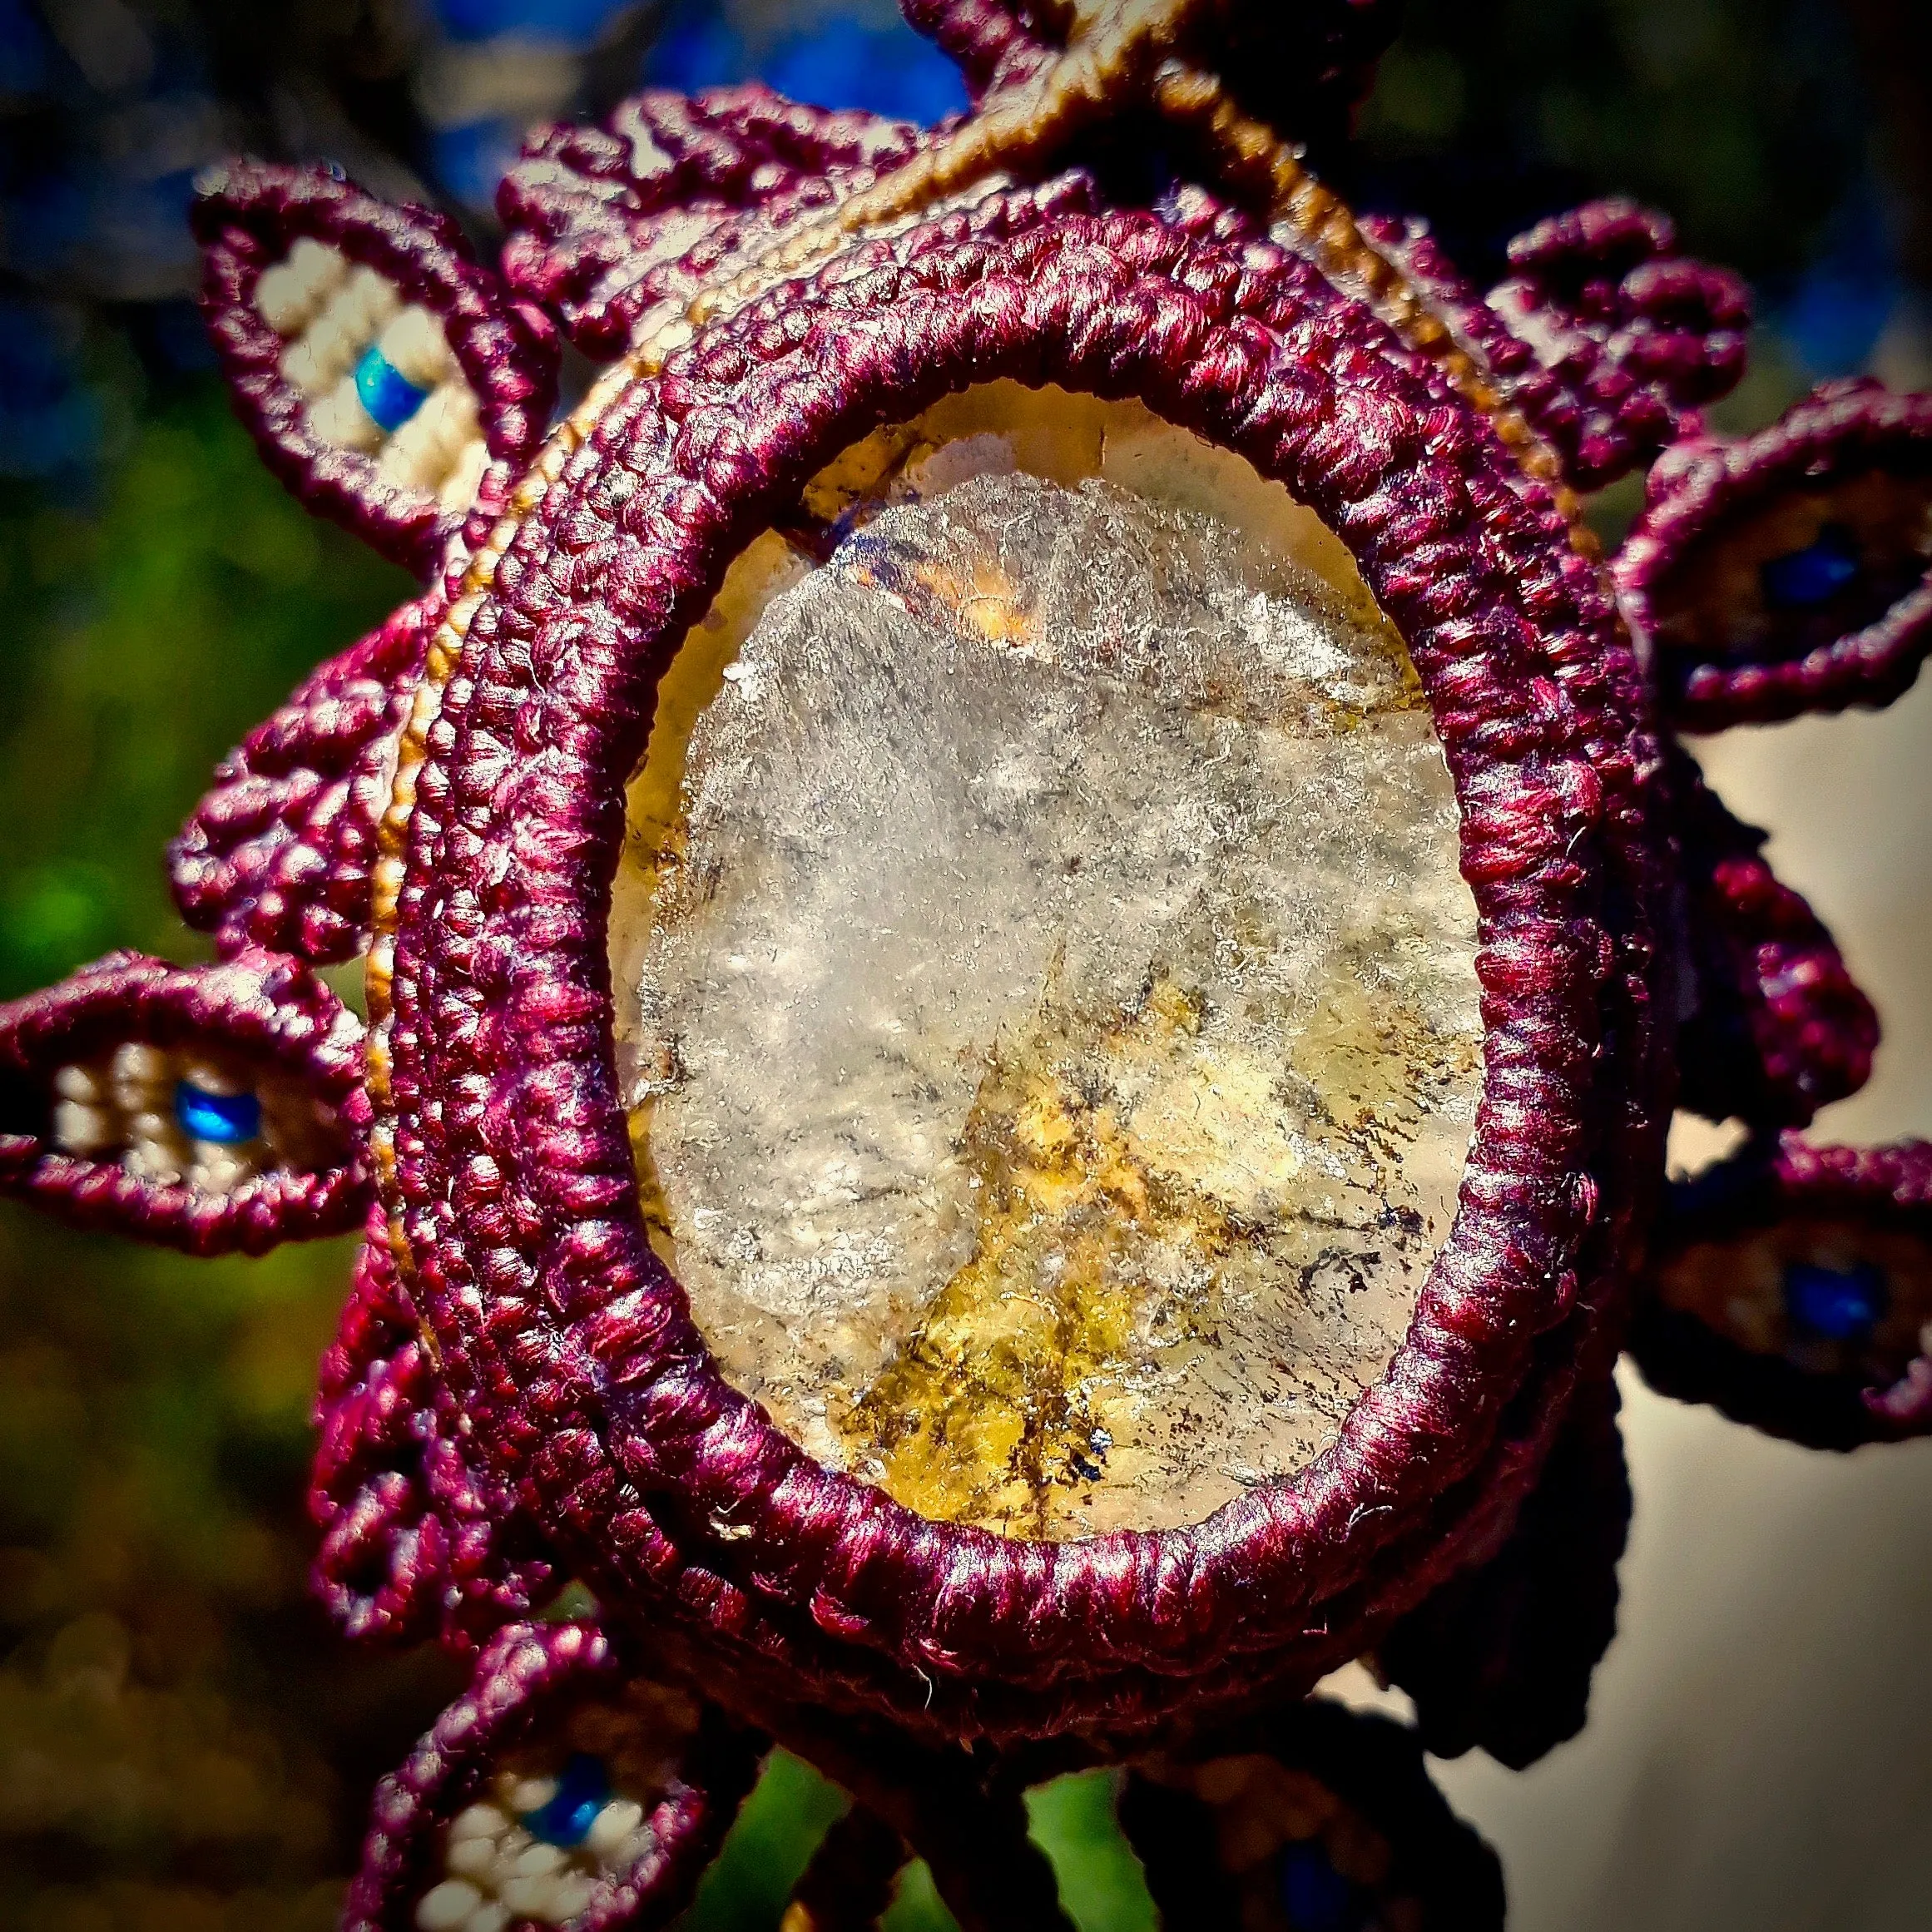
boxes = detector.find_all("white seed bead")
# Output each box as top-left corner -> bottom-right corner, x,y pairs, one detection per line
376,384 -> 478,493
438,436 -> 490,513
512,1842 -> 567,1879
255,238 -> 347,334
466,1905 -> 511,1932
125,1126 -> 186,1186
378,305 -> 457,390
585,1799 -> 645,1862
280,334 -> 334,399
487,1833 -> 533,1890
374,415 -> 442,491
449,1802 -> 511,1844
281,268 -> 399,397
546,1875 -> 595,1924
497,1875 -> 560,1919
53,1064 -> 104,1103
342,266 -> 401,342
188,1145 -> 256,1194
180,1057 -> 245,1098
52,1099 -> 116,1155
415,1879 -> 483,1932
109,1042 -> 171,1108
616,1827 -> 656,1870
445,1837 -> 498,1881
508,1776 -> 558,1816
310,377 -> 384,453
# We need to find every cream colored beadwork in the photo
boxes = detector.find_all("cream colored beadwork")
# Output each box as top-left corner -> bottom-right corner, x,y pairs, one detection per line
50,1043 -> 338,1193
415,1774 -> 657,1932
255,241 -> 491,511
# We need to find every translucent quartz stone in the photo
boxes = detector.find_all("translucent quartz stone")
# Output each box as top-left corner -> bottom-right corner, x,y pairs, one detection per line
613,394 -> 1483,1540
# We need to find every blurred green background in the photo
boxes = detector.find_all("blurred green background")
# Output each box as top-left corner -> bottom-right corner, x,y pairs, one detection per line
0,2 -> 1925,1928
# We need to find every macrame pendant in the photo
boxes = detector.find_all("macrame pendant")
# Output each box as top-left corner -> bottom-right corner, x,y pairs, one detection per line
4,3 -> 1931,1926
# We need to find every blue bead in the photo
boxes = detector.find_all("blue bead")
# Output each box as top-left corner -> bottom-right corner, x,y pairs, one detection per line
1785,1260 -> 1889,1342
354,344 -> 429,433
1761,526 -> 1860,611
174,1081 -> 261,1145
1278,1839 -> 1366,1932
526,1752 -> 610,1847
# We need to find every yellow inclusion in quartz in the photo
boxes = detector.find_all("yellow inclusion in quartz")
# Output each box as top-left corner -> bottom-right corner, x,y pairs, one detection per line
844,962 -> 1478,1539
610,385 -> 1483,1542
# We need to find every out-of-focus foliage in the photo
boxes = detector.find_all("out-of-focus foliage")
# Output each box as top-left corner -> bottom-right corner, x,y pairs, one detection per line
1351,0 -> 1927,395
0,371 -> 412,1000
0,2 -> 1924,1929
0,375 -> 453,1932
1360,0 -> 1866,277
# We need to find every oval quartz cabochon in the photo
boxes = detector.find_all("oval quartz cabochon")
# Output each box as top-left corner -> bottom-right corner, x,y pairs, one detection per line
609,388 -> 1484,1540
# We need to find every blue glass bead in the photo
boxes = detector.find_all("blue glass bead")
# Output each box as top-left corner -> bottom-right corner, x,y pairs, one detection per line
1278,1839 -> 1367,1932
1761,525 -> 1860,611
353,344 -> 430,433
174,1080 -> 261,1145
1784,1260 -> 1889,1342
525,1752 -> 610,1847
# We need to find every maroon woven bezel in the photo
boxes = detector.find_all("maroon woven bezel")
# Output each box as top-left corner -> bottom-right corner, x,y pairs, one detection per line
1617,380 -> 1932,730
384,189 -> 1665,1743
0,948 -> 369,1254
344,1619 -> 760,1932
193,161 -> 560,574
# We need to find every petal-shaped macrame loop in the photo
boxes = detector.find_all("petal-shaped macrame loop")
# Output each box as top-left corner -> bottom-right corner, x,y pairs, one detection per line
500,85 -> 933,359
171,592 -> 434,964
1121,1700 -> 1505,1932
0,949 -> 369,1255
347,1622 -> 760,1932
1365,196 -> 1751,493
1632,1135 -> 1932,1447
313,1211 -> 557,1650
895,0 -> 1053,98
1378,1372 -> 1630,1771
194,160 -> 559,573
1618,379 -> 1932,727
1670,751 -> 1877,1127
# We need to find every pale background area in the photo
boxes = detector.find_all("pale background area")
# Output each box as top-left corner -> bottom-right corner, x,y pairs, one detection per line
1409,678 -> 1932,1929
